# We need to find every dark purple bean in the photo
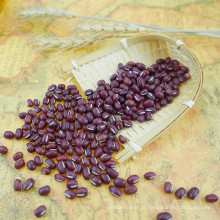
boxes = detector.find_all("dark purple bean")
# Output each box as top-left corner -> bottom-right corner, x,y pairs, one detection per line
13,152 -> 23,161
23,178 -> 34,191
90,156 -> 97,166
35,146 -> 46,155
205,194 -> 218,203
75,164 -> 83,174
41,167 -> 51,175
45,149 -> 58,158
99,173 -> 110,184
57,161 -> 66,174
14,128 -> 23,140
105,160 -> 116,168
106,168 -> 118,179
175,187 -> 186,199
27,160 -> 36,170
34,205 -> 47,218
114,178 -> 126,188
4,131 -> 14,139
0,146 -> 7,154
14,179 -> 22,191
67,180 -> 78,190
124,185 -> 137,195
27,99 -> 33,107
98,161 -> 106,171
38,185 -> 50,196
187,187 -> 199,200
75,147 -> 84,156
82,167 -> 90,180
90,176 -> 102,187
54,174 -> 65,182
76,187 -> 88,197
84,147 -> 92,157
23,130 -> 32,139
100,154 -> 112,163
19,112 -> 27,119
34,156 -> 43,166
122,120 -> 132,127
118,135 -> 127,144
127,175 -> 140,184
14,159 -> 25,169
65,189 -> 76,200
164,182 -> 173,194
65,159 -> 75,171
45,158 -> 56,169
94,147 -> 103,158
157,212 -> 172,220
144,172 -> 156,180
109,185 -> 122,197
82,156 -> 90,167
57,155 -> 68,161
66,171 -> 77,180
90,166 -> 101,176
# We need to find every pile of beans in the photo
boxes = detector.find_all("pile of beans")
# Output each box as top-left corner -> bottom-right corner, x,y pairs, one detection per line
0,58 -> 195,219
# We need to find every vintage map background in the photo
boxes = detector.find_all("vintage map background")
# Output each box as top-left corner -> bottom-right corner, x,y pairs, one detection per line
0,0 -> 220,219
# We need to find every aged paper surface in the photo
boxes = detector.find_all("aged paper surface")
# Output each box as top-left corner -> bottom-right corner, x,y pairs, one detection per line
0,0 -> 220,219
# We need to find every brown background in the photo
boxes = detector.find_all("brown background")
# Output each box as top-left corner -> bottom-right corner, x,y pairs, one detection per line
0,0 -> 220,219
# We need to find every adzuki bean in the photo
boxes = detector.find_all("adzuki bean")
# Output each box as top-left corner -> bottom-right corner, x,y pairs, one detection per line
157,212 -> 172,220
205,194 -> 218,203
34,205 -> 47,218
14,179 -> 22,191
23,178 -> 34,191
0,146 -> 8,154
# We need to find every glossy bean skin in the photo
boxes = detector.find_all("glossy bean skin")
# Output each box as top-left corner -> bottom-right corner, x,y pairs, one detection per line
41,167 -> 51,175
187,187 -> 199,200
23,178 -> 35,191
14,179 -> 22,191
90,176 -> 102,187
76,187 -> 88,197
27,160 -> 36,171
0,146 -> 8,154
101,173 -> 111,184
127,175 -> 140,184
109,185 -> 122,198
34,205 -> 47,218
157,212 -> 172,220
114,178 -> 126,188
38,185 -> 50,196
205,194 -> 218,203
14,159 -> 25,169
164,182 -> 173,194
124,185 -> 137,195
13,152 -> 23,161
175,187 -> 186,199
144,172 -> 156,180
65,189 -> 76,200
54,174 -> 65,182
4,131 -> 14,139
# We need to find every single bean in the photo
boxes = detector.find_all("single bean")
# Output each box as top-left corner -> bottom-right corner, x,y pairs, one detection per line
23,178 -> 34,191
34,205 -> 47,218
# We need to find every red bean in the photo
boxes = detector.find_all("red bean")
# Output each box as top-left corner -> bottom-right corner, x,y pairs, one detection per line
19,112 -> 27,119
14,179 -> 22,191
114,178 -> 126,188
205,194 -> 218,203
105,160 -> 116,168
127,175 -> 140,184
175,187 -> 186,199
14,159 -> 25,169
41,167 -> 51,175
34,156 -> 43,166
76,187 -> 88,197
38,185 -> 50,196
27,99 -> 33,107
54,174 -> 65,182
23,178 -> 34,191
15,128 -> 23,140
82,167 -> 91,180
118,135 -> 127,144
34,205 -> 47,218
45,158 -> 56,169
106,168 -> 118,179
157,212 -> 172,220
27,160 -> 36,170
98,161 -> 106,171
164,182 -> 173,194
65,189 -> 76,199
187,187 -> 199,200
4,131 -> 14,139
144,172 -> 156,180
124,185 -> 137,195
66,171 -> 77,180
109,185 -> 122,198
67,180 -> 78,189
90,176 -> 102,187
0,146 -> 8,154
75,164 -> 83,174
